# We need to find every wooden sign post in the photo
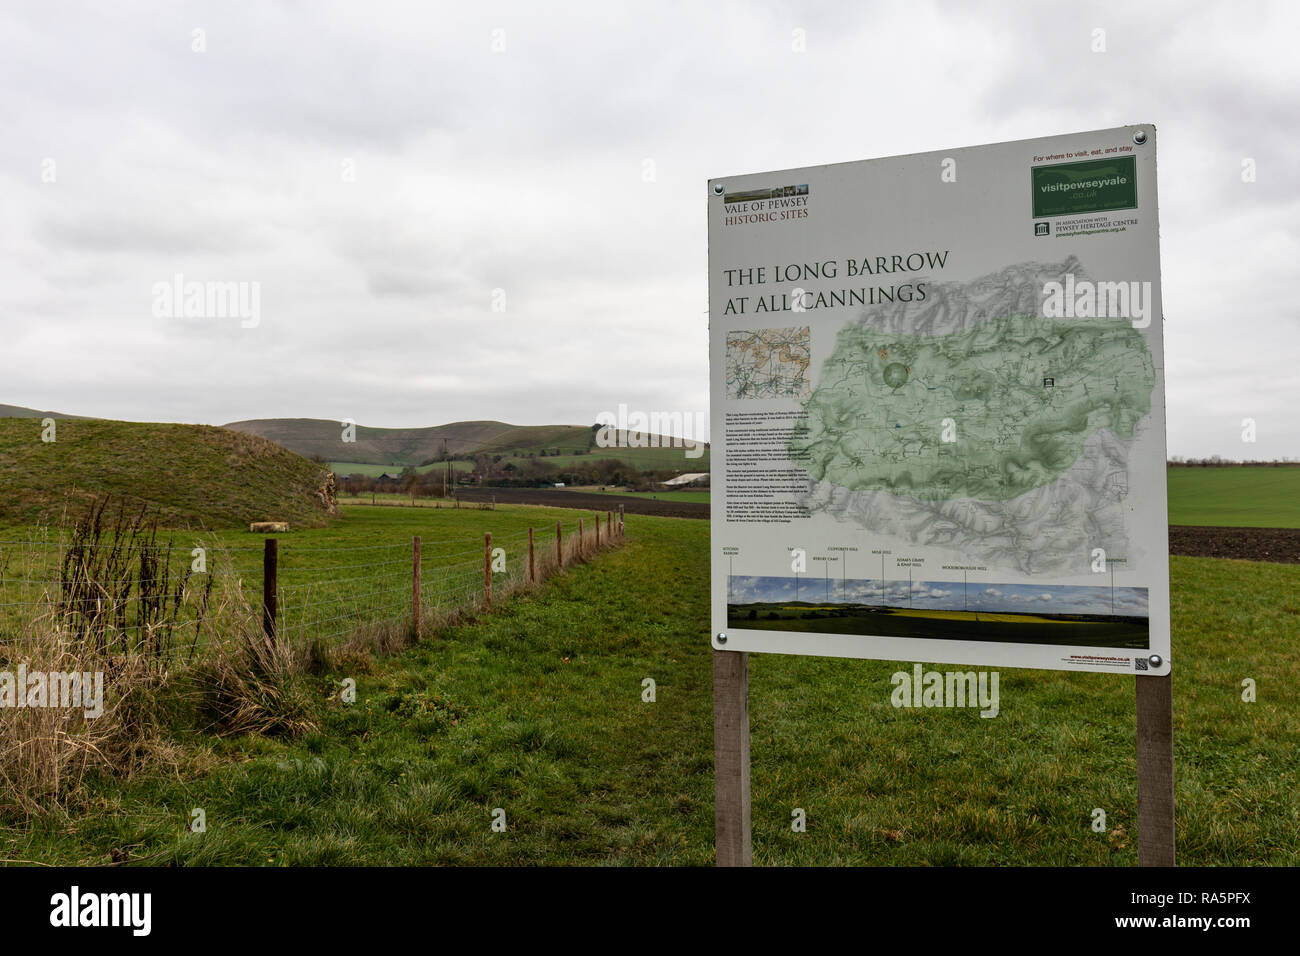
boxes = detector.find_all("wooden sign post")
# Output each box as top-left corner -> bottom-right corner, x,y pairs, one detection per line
713,649 -> 751,867
1136,674 -> 1176,865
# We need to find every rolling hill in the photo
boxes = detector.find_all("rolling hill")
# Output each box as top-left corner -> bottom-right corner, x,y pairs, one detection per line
224,418 -> 710,472
221,418 -> 597,467
0,403 -> 81,419
0,416 -> 337,529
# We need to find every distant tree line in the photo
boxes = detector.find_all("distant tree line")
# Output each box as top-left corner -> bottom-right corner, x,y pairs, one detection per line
334,455 -> 700,495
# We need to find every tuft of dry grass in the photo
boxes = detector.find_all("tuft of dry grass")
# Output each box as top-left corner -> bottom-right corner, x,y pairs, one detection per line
188,585 -> 318,738
0,611 -> 179,817
189,635 -> 317,739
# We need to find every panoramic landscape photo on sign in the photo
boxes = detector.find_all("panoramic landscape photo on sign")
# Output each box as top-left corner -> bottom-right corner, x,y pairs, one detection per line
708,126 -> 1170,675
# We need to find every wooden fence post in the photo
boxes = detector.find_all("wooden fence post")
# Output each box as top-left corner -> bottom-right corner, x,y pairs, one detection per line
262,538 -> 278,647
412,535 -> 422,639
528,527 -> 535,584
556,520 -> 562,569
578,518 -> 584,558
714,649 -> 752,866
1137,674 -> 1176,866
484,532 -> 492,611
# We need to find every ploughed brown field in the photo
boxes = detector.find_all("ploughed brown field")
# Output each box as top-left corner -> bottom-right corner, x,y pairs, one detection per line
457,489 -> 1300,565
1167,525 -> 1300,564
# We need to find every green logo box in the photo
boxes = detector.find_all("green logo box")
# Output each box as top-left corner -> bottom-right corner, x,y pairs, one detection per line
1031,156 -> 1137,218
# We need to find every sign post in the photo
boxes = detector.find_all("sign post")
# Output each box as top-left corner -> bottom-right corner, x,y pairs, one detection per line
1136,674 -> 1176,865
712,648 -> 751,867
709,126 -> 1173,866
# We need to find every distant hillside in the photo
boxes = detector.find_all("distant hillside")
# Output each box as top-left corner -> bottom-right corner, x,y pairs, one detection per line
222,418 -> 602,467
0,417 -> 336,529
223,417 -> 709,472
0,403 -> 82,419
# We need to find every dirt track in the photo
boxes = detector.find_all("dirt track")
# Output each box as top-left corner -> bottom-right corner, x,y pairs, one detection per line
454,489 -> 1300,564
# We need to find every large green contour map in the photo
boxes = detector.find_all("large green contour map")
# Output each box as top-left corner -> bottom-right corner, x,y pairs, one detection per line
790,313 -> 1156,501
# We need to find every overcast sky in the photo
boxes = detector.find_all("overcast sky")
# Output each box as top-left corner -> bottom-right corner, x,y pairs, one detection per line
1,0 -> 1295,458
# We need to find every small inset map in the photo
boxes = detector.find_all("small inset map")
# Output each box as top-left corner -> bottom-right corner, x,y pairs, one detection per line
726,326 -> 811,400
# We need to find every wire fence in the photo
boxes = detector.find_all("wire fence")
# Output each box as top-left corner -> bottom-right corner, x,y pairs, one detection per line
0,508 -> 626,661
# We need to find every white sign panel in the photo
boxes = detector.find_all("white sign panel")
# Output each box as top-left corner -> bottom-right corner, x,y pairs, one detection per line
708,126 -> 1170,675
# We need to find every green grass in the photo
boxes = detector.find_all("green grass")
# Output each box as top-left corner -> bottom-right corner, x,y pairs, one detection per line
333,463 -> 1292,521
332,492 -> 633,512
329,461 -> 471,477
4,508 -> 1297,865
562,487 -> 710,503
333,491 -> 474,504
215,500 -> 606,552
522,446 -> 710,472
471,423 -> 600,457
0,417 -> 334,529
0,502 -> 618,654
329,446 -> 709,480
1167,466 -> 1300,528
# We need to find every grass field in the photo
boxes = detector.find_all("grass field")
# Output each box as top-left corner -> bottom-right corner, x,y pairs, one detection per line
331,487 -> 711,507
0,501 -> 618,650
246,417 -> 709,474
1166,467 -> 1300,528
327,465 -> 1299,525
527,445 -> 710,472
329,444 -> 709,480
330,460 -> 472,477
5,505 -> 1298,865
560,486 -> 711,504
